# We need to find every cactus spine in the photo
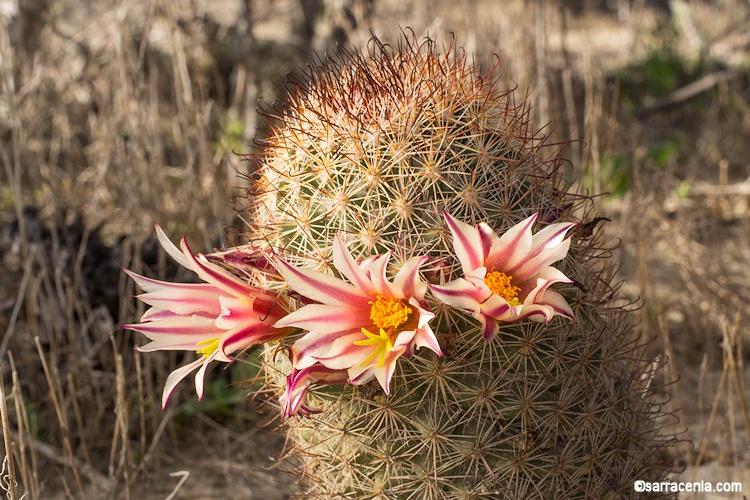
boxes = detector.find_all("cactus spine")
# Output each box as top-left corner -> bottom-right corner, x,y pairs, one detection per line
243,35 -> 675,498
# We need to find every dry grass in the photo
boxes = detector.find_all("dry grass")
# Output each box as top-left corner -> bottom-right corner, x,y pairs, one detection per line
1,0 -> 749,498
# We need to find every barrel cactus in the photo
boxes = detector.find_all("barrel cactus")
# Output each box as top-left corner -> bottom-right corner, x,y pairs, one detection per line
231,35 -> 677,498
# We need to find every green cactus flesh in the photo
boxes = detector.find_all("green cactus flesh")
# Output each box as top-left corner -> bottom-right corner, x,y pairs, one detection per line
243,35 -> 675,498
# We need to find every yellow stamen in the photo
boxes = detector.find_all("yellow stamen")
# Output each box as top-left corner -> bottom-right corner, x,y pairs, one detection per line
369,295 -> 412,330
484,270 -> 521,305
353,327 -> 393,367
196,338 -> 220,357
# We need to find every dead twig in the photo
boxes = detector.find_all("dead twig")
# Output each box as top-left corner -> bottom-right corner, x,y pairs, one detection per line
633,70 -> 740,117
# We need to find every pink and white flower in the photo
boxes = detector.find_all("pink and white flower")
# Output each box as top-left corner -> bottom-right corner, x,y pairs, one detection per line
274,234 -> 442,395
280,364 -> 350,420
123,224 -> 288,409
430,212 -> 576,339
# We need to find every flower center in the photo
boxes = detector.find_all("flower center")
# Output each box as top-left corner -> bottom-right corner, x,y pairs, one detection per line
484,270 -> 521,304
195,338 -> 220,357
369,295 -> 412,330
353,327 -> 394,367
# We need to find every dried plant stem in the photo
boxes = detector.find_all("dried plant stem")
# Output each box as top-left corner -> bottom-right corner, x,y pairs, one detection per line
693,360 -> 728,470
0,246 -> 38,361
7,431 -> 108,492
0,362 -> 18,500
33,337 -> 86,498
8,353 -> 37,500
722,316 -> 750,454
658,316 -> 690,463
114,350 -> 131,500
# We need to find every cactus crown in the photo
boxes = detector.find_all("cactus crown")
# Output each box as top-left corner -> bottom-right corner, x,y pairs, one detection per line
241,34 -> 675,498
246,35 -> 565,274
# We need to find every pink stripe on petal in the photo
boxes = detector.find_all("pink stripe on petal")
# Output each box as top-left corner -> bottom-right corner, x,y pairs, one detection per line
275,257 -> 369,306
539,289 -> 575,320
393,255 -> 429,299
509,223 -> 575,281
516,303 -> 554,323
293,330 -> 362,365
486,214 -> 537,272
528,222 -> 576,257
134,334 -> 211,352
368,252 -> 397,297
161,357 -> 204,409
444,212 -> 485,274
181,240 -> 255,299
215,296 -> 255,330
122,268 -> 166,293
333,233 -> 378,296
477,223 -> 497,261
479,314 -> 500,340
413,326 -> 443,357
125,315 -> 218,337
429,279 -> 483,311
137,286 -> 225,316
274,303 -> 370,334
349,367 -> 375,385
315,334 -> 371,370
220,321 -> 286,355
479,295 -> 515,321
137,307 -> 176,321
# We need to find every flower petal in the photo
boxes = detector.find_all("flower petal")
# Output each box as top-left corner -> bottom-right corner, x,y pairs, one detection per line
392,255 -> 429,300
133,332 -> 214,352
485,213 -> 537,272
161,357 -> 205,409
538,289 -> 575,321
520,266 -> 573,305
366,252 -> 397,297
515,303 -> 555,323
281,364 -> 349,420
181,239 -> 259,299
124,314 -> 219,338
411,324 -> 443,357
345,348 -> 405,395
130,280 -> 225,317
479,294 -> 517,323
478,314 -> 500,340
292,330 -> 362,368
215,296 -> 254,330
507,222 -> 575,282
314,332 -> 374,368
219,319 -> 286,355
430,278 -> 484,312
155,222 -> 191,269
194,348 -> 223,402
275,256 -> 370,306
332,233 -> 378,296
444,211 -> 486,274
274,303 -> 371,334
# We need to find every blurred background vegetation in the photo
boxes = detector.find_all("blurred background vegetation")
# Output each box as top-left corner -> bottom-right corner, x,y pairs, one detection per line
1,0 -> 749,498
